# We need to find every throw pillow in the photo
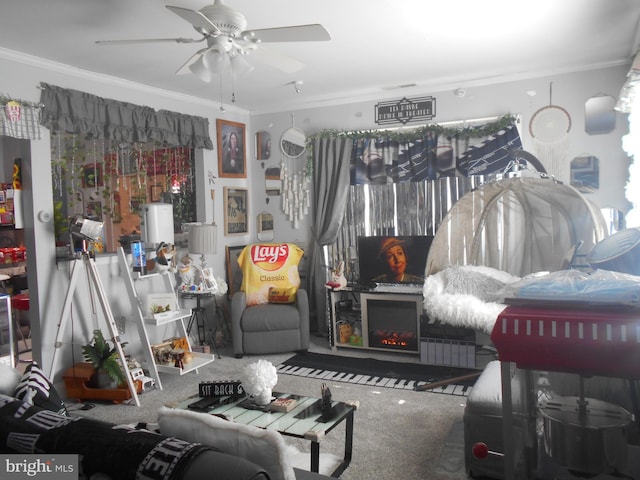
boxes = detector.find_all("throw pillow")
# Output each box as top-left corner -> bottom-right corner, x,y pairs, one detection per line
237,243 -> 303,306
0,364 -> 22,396
14,361 -> 68,415
157,406 -> 296,480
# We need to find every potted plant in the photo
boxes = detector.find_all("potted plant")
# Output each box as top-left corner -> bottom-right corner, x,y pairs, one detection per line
81,329 -> 127,389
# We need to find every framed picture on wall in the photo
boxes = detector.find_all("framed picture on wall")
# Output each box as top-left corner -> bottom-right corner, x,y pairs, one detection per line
217,119 -> 246,178
255,130 -> 271,160
257,212 -> 274,234
224,187 -> 248,235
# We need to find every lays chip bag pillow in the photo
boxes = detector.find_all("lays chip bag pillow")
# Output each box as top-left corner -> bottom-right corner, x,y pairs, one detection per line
238,243 -> 304,305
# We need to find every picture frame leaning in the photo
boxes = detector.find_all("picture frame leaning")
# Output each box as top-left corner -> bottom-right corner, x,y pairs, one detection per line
217,119 -> 246,178
225,245 -> 246,298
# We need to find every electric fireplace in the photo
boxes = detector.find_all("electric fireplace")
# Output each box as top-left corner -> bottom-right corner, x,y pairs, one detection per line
362,293 -> 421,352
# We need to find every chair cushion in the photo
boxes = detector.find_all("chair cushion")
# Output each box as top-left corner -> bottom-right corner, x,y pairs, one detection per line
241,303 -> 302,332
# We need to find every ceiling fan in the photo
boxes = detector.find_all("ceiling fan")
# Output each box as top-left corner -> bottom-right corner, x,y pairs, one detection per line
96,0 -> 330,82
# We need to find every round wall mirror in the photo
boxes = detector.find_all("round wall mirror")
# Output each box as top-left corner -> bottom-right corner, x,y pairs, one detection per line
280,127 -> 306,159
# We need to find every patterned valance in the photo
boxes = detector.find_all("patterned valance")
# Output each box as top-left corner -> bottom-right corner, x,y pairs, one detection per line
39,83 -> 213,150
0,96 -> 42,140
311,115 -> 522,184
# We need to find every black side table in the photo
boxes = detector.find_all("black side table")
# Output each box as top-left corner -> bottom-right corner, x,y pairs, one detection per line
181,292 -> 222,359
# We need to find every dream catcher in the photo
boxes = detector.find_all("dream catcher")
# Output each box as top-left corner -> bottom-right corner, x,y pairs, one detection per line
280,115 -> 310,228
529,82 -> 572,180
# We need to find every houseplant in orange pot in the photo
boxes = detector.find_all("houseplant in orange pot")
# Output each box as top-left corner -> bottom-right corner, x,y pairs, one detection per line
81,329 -> 127,389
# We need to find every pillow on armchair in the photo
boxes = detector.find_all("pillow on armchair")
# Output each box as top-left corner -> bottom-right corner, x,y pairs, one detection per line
237,243 -> 304,306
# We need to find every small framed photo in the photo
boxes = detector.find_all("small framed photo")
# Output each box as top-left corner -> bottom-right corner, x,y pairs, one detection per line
255,130 -> 272,160
224,187 -> 248,236
217,119 -> 246,178
202,267 -> 218,292
82,163 -> 104,188
150,184 -> 164,202
258,212 -> 274,234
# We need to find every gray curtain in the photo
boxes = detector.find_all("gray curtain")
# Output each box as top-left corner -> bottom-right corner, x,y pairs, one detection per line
308,136 -> 353,333
39,83 -> 213,149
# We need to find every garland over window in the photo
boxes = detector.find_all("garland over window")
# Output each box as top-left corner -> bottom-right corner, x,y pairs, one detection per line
310,115 -> 521,184
310,114 -> 518,142
39,83 -> 213,150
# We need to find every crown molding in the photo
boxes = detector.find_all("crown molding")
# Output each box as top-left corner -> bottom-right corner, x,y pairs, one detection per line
0,47 -> 248,115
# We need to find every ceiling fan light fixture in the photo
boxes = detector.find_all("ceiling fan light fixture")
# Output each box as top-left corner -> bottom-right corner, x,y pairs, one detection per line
189,56 -> 213,82
202,49 -> 229,75
231,53 -> 254,76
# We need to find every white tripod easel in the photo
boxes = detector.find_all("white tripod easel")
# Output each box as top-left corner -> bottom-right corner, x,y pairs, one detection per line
48,250 -> 140,407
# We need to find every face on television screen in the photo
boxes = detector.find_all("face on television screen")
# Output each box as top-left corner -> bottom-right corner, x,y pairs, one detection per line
358,235 -> 433,285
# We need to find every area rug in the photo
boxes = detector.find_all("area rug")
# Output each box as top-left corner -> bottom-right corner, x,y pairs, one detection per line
277,352 -> 480,396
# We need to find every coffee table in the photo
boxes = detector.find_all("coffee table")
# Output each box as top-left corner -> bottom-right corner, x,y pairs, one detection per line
175,391 -> 357,477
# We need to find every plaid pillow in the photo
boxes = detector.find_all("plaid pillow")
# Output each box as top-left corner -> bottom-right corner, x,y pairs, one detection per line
14,361 -> 68,415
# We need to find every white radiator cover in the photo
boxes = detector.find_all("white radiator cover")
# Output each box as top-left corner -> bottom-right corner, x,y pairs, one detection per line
420,338 -> 476,367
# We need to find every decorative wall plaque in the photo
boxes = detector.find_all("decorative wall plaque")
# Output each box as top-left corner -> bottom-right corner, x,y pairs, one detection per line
375,96 -> 435,125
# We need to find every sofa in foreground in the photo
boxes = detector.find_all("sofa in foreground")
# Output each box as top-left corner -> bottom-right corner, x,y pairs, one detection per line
0,364 -> 333,480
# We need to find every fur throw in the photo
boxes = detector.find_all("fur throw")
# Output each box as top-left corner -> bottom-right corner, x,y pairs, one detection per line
423,265 -> 520,334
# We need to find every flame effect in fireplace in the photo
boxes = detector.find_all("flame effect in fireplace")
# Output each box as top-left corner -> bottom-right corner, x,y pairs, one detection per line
372,330 -> 417,348
382,333 -> 409,347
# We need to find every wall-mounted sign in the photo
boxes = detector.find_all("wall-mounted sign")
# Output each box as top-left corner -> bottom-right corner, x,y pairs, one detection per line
375,96 -> 435,125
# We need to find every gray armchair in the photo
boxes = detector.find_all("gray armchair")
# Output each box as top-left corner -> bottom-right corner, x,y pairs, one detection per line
231,289 -> 310,358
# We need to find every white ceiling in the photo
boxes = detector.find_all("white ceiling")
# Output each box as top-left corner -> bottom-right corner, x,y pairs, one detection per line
1,0 -> 640,114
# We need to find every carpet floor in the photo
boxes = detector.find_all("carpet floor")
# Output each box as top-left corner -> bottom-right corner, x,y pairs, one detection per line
278,352 -> 480,395
72,338 -> 476,479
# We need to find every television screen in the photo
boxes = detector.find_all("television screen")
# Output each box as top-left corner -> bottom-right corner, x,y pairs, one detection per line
357,235 -> 433,285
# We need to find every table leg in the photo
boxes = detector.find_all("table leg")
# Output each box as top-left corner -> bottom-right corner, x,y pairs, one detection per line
311,441 -> 320,473
330,409 -> 354,477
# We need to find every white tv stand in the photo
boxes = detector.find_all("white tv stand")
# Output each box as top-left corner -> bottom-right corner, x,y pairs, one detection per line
328,286 -> 423,355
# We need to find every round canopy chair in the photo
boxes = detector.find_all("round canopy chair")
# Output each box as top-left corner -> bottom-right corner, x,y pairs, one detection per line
422,175 -> 609,334
425,175 -> 608,278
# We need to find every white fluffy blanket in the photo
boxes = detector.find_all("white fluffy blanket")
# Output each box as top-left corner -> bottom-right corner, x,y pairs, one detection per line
423,265 -> 521,334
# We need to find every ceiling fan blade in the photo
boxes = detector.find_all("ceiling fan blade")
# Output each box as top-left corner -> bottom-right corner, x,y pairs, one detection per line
247,45 -> 305,73
96,37 -> 204,45
242,24 -> 330,43
175,49 -> 206,75
166,5 -> 221,36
